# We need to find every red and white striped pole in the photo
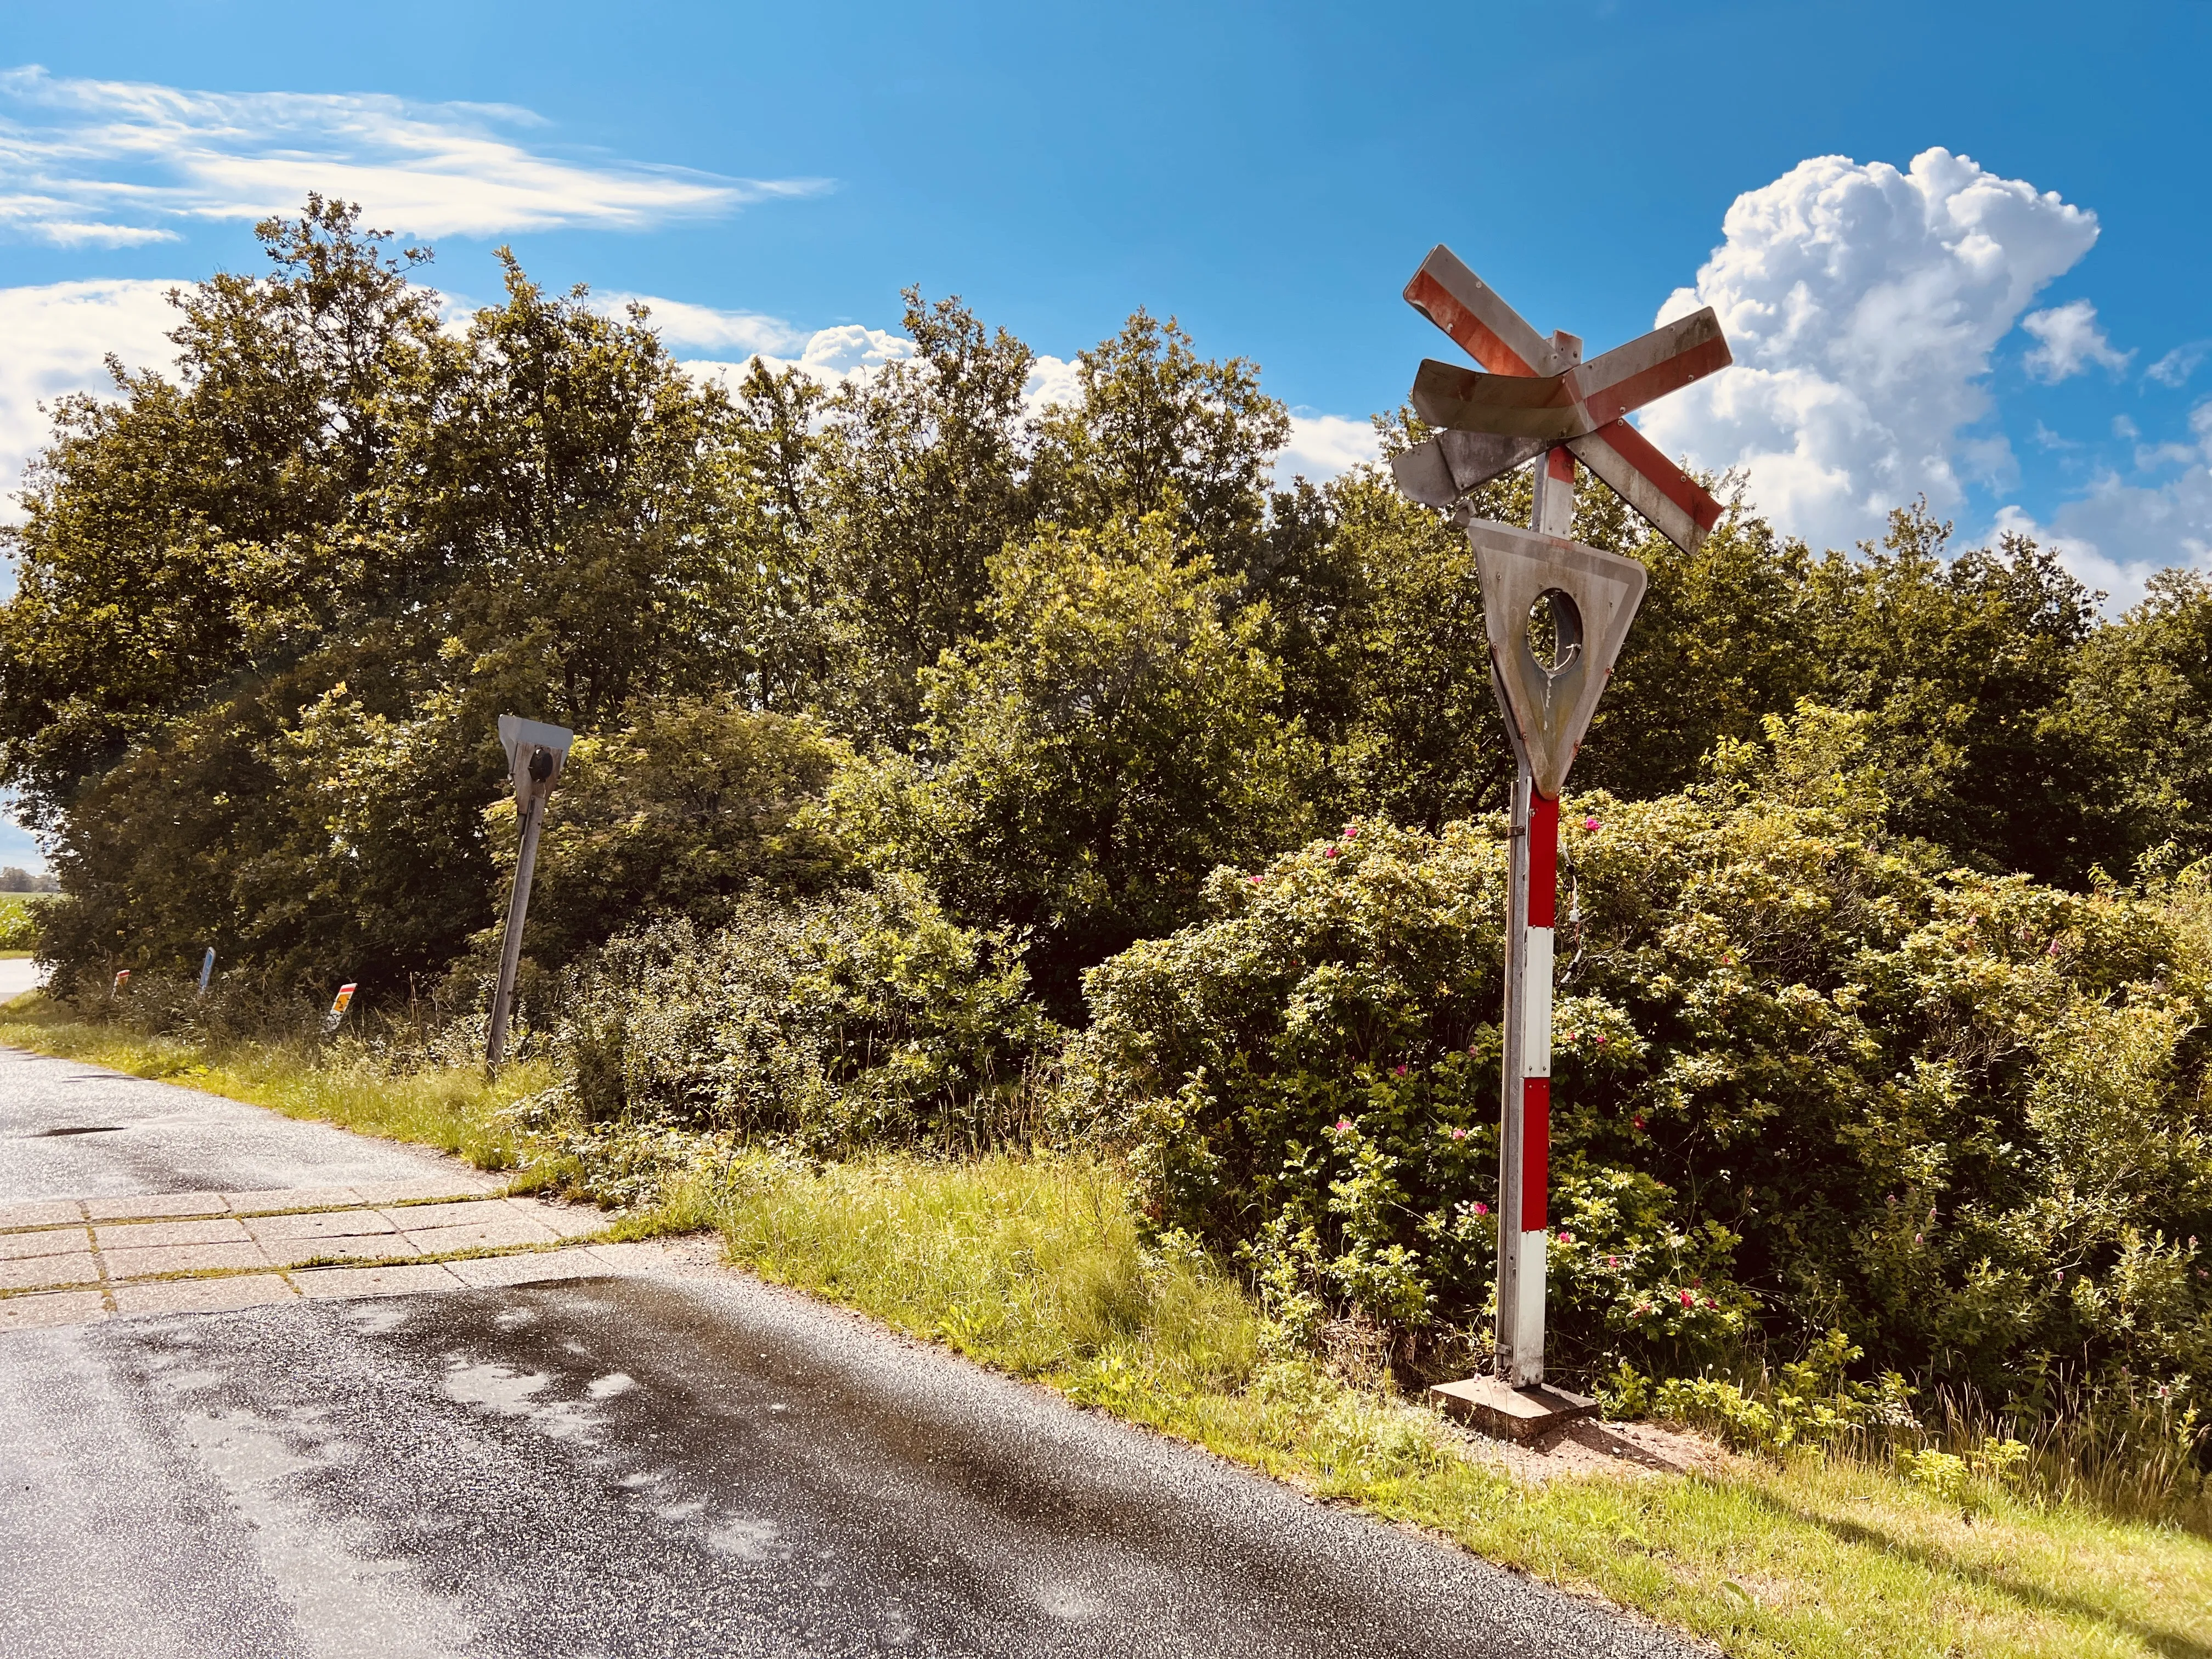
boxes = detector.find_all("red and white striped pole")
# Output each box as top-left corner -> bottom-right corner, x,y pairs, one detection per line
1496,441 -> 1576,1386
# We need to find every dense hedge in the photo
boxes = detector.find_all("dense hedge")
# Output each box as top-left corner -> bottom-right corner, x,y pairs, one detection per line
1074,710 -> 2212,1416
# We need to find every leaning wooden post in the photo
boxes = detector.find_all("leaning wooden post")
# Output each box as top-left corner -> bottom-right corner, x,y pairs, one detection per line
487,715 -> 573,1072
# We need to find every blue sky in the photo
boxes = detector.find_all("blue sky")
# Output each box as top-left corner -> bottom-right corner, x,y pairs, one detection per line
1,0 -> 2209,866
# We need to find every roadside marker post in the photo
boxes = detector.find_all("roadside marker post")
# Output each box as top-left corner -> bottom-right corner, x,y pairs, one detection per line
111,969 -> 129,998
1389,245 -> 1729,1437
325,981 -> 358,1033
197,947 -> 215,998
487,715 -> 574,1072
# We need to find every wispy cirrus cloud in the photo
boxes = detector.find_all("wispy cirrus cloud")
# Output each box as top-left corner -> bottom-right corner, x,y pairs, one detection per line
0,65 -> 830,246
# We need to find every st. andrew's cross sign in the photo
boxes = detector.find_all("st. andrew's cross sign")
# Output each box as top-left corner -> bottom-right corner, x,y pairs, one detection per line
1389,246 -> 1732,1417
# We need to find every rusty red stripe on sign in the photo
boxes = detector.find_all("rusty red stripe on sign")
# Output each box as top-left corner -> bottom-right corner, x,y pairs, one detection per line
1592,420 -> 1723,531
1527,792 -> 1559,926
1521,1078 -> 1550,1231
1404,270 -> 1541,377
1578,333 -> 1733,428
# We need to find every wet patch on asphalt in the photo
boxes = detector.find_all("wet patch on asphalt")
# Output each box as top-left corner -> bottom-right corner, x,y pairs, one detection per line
55,1274 -> 1699,1658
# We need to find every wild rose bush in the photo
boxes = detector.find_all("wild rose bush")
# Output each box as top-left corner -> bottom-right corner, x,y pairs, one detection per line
1073,710 -> 2212,1419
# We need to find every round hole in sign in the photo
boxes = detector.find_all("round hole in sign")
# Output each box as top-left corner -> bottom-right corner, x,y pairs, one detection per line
1525,589 -> 1584,678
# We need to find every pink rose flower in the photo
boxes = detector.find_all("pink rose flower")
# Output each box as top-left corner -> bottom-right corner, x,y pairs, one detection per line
1679,1289 -> 1695,1307
1473,1201 -> 1489,1216
1583,816 -> 1600,831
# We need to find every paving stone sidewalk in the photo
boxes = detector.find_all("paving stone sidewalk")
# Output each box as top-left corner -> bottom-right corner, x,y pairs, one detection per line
0,1177 -> 633,1330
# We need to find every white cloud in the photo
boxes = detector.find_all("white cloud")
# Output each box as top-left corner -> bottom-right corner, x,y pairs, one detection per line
0,64 -> 827,245
2147,341 -> 2210,388
2021,298 -> 2131,382
684,321 -> 916,396
1277,412 -> 1379,484
1640,146 -> 2099,552
595,292 -> 804,356
0,277 -> 182,522
1023,353 -> 1084,417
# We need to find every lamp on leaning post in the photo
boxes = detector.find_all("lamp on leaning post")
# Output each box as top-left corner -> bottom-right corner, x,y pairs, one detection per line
487,714 -> 573,1073
1385,245 -> 1731,1442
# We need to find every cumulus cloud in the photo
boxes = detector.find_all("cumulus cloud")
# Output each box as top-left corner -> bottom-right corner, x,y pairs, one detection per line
0,64 -> 827,245
1640,146 -> 2099,552
0,277 -> 182,521
2021,298 -> 2131,382
683,321 -> 916,395
1278,412 -> 1380,484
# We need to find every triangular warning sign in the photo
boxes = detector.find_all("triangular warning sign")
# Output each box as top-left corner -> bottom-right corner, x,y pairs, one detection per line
1464,518 -> 1649,798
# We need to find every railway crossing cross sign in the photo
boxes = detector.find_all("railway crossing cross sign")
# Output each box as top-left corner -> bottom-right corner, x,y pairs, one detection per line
1389,246 -> 1732,1423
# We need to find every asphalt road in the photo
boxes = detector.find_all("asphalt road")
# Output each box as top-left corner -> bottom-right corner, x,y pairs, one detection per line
0,1052 -> 1698,1659
0,1043 -> 463,1200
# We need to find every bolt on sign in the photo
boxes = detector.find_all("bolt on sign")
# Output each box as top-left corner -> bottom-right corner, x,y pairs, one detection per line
1389,246 -> 1731,1411
325,982 -> 357,1033
487,715 -> 574,1071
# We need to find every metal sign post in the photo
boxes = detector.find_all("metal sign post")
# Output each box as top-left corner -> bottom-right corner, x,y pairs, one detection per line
1391,246 -> 1730,1438
487,714 -> 573,1072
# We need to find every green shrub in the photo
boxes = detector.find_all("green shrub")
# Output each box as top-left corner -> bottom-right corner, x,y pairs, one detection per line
540,871 -> 1063,1154
0,895 -> 42,952
1074,707 -> 2212,1434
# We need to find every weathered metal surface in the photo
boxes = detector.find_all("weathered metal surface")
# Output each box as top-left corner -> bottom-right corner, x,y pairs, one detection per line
1387,430 -> 1548,507
1571,306 -> 1730,427
1410,361 -> 1581,440
1567,419 -> 1726,554
1402,244 -> 1568,376
1409,312 -> 1730,450
1396,248 -> 1731,553
488,714 -> 577,1071
1466,520 -> 1648,800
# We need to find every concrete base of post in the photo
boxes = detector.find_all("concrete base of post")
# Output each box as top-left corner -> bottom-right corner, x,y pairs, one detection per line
1427,1375 -> 1599,1443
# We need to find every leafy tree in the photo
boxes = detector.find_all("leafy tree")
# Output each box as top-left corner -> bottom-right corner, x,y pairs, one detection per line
834,517 -> 1316,1012
504,696 -> 853,969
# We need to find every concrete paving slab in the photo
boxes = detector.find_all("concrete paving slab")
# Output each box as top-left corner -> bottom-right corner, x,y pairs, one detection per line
92,1217 -> 252,1250
399,1218 -> 558,1255
292,1261 -> 461,1299
100,1242 -> 271,1280
444,1250 -> 603,1288
0,1199 -> 82,1230
242,1208 -> 398,1242
221,1186 -> 365,1214
0,1226 -> 88,1261
350,1176 -> 498,1205
0,1289 -> 105,1331
513,1198 -> 610,1239
260,1234 -> 419,1269
112,1275 -> 297,1316
584,1240 -> 706,1273
375,1197 -> 514,1229
83,1193 -> 230,1222
0,1251 -> 98,1290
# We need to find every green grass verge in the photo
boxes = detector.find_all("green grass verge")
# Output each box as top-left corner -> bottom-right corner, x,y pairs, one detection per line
3,997 -> 2207,1658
